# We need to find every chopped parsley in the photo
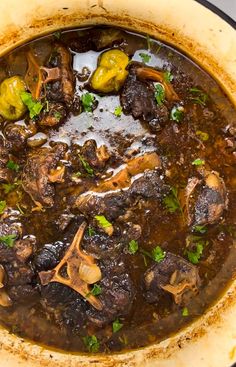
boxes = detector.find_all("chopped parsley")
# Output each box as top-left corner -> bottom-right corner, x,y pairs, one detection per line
87,284 -> 102,297
163,187 -> 182,214
128,240 -> 139,254
7,160 -> 20,172
20,92 -> 43,119
81,93 -> 96,113
54,111 -> 62,120
114,106 -> 122,117
88,227 -> 96,236
192,158 -> 205,166
78,154 -> 94,176
196,130 -> 209,141
2,182 -> 18,194
152,245 -> 166,263
0,234 -> 17,248
186,237 -> 209,264
0,200 -> 6,214
170,106 -> 184,122
193,225 -> 207,234
140,245 -> 166,263
154,83 -> 165,105
163,71 -> 173,83
189,87 -> 208,107
182,307 -> 189,317
95,215 -> 112,228
139,53 -> 151,64
112,319 -> 123,333
82,335 -> 100,352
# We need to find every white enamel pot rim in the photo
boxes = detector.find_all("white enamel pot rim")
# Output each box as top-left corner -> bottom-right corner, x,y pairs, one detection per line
0,1 -> 235,366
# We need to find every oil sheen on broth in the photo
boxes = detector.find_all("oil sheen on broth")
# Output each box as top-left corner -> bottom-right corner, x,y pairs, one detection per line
0,27 -> 235,353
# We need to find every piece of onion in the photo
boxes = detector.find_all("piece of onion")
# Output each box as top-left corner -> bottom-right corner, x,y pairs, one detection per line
79,262 -> 102,284
0,290 -> 12,307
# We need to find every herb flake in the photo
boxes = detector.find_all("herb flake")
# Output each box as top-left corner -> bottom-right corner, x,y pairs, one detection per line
152,245 -> 166,263
21,92 -> 43,119
81,93 -> 95,113
112,319 -> 123,333
7,160 -> 20,172
163,187 -> 182,214
139,53 -> 151,64
182,307 -> 189,317
82,335 -> 100,353
189,87 -> 208,107
78,154 -> 94,176
192,158 -> 205,166
196,130 -> 209,142
128,240 -> 139,254
114,106 -> 122,117
170,106 -> 184,122
87,284 -> 102,297
95,215 -> 112,228
0,200 -> 6,214
154,83 -> 165,105
163,71 -> 173,83
0,234 -> 17,248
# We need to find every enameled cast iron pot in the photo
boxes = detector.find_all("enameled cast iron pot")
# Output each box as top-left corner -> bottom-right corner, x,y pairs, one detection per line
0,0 -> 235,366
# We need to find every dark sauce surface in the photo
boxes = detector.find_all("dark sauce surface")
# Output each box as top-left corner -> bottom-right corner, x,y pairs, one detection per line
0,27 -> 235,353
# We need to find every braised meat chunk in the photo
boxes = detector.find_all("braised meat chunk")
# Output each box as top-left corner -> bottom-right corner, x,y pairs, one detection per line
22,143 -> 67,207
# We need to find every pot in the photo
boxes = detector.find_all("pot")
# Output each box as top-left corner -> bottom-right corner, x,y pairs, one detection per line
0,1 -> 235,366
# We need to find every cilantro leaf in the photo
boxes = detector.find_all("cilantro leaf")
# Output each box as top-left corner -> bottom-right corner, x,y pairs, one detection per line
78,154 -> 94,176
87,284 -> 102,297
170,106 -> 184,122
82,335 -> 100,352
2,183 -> 16,194
139,53 -> 151,64
0,234 -> 17,247
189,87 -> 208,107
128,240 -> 139,254
196,130 -> 209,142
154,83 -> 165,105
182,307 -> 189,316
192,158 -> 205,166
21,92 -> 43,119
152,245 -> 166,262
81,93 -> 96,112
163,71 -> 173,83
163,187 -> 182,214
54,111 -> 62,120
95,215 -> 112,228
112,319 -> 123,333
0,200 -> 6,214
114,106 -> 122,117
88,227 -> 96,236
193,225 -> 207,234
186,237 -> 209,264
187,243 -> 204,264
7,160 -> 20,172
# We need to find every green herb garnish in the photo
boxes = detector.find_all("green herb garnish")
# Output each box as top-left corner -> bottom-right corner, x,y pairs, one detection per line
154,83 -> 165,105
186,237 -> 209,264
196,130 -> 209,141
2,183 -> 16,194
88,227 -> 96,236
0,200 -> 6,214
193,225 -> 207,234
114,106 -> 122,117
192,158 -> 205,166
82,335 -> 100,352
7,160 -> 20,172
151,245 -> 166,263
0,234 -> 17,247
87,284 -> 102,298
54,111 -> 62,120
81,93 -> 95,113
53,31 -> 62,40
163,187 -> 182,214
140,245 -> 166,263
189,87 -> 208,107
146,35 -> 151,50
170,106 -> 184,122
139,53 -> 151,64
78,154 -> 94,176
128,240 -> 139,254
21,92 -> 43,119
182,307 -> 189,317
163,71 -> 173,83
95,215 -> 112,228
112,319 -> 123,333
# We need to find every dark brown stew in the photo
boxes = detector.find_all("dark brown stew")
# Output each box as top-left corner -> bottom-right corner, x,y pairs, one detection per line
0,27 -> 235,353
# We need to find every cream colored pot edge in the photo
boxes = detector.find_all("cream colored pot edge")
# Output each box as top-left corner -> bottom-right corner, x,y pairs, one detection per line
0,0 -> 235,366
